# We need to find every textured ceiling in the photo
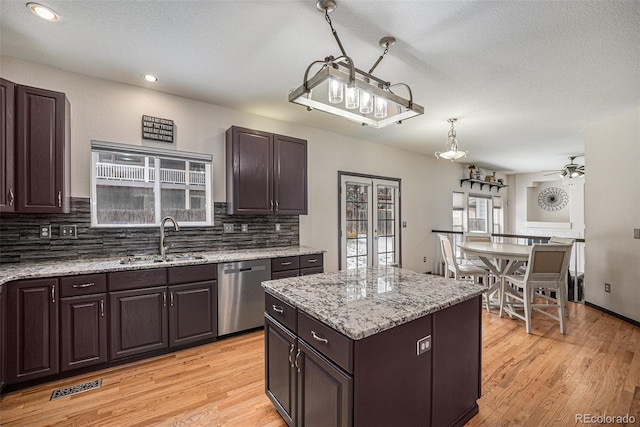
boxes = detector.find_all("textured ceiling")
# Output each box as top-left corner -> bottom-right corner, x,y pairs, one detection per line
1,0 -> 638,173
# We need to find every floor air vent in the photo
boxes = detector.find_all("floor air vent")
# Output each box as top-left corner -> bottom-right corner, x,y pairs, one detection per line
50,379 -> 102,401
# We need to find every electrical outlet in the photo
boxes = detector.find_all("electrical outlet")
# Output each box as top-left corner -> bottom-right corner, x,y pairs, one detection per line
275,223 -> 281,232
604,283 -> 611,293
39,225 -> 51,238
634,229 -> 640,239
60,225 -> 77,239
423,256 -> 427,263
241,224 -> 248,233
223,223 -> 234,233
416,335 -> 431,356
402,221 -> 407,228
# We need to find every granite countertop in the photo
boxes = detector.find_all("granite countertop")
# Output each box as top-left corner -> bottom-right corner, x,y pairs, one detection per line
263,267 -> 484,340
0,246 -> 324,286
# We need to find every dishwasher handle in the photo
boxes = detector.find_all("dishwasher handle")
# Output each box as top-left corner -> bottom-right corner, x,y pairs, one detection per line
222,265 -> 267,275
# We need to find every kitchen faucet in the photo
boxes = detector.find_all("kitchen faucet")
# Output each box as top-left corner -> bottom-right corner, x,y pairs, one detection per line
160,216 -> 180,258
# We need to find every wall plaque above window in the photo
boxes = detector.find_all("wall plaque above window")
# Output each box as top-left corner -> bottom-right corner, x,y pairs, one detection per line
142,115 -> 174,143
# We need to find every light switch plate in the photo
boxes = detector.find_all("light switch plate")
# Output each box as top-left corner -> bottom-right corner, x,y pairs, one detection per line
634,229 -> 640,239
60,225 -> 77,239
275,223 -> 281,232
223,223 -> 234,233
241,224 -> 248,233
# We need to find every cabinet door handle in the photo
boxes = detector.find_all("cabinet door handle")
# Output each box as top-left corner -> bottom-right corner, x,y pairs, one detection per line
72,282 -> 95,288
8,189 -> 14,206
275,200 -> 279,212
294,349 -> 301,373
100,299 -> 105,317
307,259 -> 318,263
57,191 -> 62,208
272,305 -> 284,314
288,343 -> 295,368
51,284 -> 56,303
163,292 -> 167,307
170,292 -> 174,307
270,200 -> 274,211
280,261 -> 292,266
311,330 -> 328,344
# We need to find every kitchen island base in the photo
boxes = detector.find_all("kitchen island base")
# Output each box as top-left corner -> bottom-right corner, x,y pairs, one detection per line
264,268 -> 482,427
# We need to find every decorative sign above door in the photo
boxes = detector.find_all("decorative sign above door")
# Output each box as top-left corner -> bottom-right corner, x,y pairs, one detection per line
142,115 -> 174,143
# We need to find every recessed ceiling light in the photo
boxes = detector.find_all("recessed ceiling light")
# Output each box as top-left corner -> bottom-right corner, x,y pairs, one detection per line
27,3 -> 59,21
142,74 -> 158,83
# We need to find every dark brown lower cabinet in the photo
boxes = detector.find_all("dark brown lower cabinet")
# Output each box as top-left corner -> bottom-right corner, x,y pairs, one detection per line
297,340 -> 352,427
109,286 -> 168,360
7,278 -> 59,383
169,281 -> 217,347
265,316 -> 353,427
0,284 -> 6,392
265,317 -> 297,425
60,294 -> 108,372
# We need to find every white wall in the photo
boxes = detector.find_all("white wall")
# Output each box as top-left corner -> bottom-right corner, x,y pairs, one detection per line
1,56 -> 465,273
506,172 -> 585,238
584,106 -> 640,322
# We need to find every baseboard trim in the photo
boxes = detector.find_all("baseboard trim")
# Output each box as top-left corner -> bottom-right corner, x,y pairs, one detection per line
584,301 -> 640,327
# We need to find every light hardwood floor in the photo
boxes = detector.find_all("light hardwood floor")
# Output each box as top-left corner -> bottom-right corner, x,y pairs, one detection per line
1,302 -> 639,426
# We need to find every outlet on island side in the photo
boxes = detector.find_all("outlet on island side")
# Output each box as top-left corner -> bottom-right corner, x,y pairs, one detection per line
604,283 -> 611,293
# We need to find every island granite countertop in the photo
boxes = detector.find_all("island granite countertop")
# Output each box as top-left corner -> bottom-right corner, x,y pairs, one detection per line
0,246 -> 324,286
262,266 -> 484,340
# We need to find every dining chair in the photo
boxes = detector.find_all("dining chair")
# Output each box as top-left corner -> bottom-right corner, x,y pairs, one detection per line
438,234 -> 491,311
462,232 -> 493,266
548,236 -> 575,314
499,244 -> 572,334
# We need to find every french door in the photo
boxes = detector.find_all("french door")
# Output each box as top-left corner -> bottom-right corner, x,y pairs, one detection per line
339,174 -> 400,270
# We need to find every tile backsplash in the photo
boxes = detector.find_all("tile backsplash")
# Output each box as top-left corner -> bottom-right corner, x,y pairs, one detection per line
0,198 -> 299,263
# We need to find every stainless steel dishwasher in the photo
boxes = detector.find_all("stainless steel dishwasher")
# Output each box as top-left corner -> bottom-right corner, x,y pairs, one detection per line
217,259 -> 272,336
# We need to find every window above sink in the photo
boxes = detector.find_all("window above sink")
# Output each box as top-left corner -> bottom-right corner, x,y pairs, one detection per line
90,141 -> 213,227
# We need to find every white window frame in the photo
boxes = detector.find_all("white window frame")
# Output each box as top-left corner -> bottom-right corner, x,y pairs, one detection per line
90,140 -> 213,228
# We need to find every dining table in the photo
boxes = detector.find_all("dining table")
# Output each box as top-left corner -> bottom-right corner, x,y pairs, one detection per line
457,241 -> 533,309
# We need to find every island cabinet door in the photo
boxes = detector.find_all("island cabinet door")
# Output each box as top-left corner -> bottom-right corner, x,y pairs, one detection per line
265,316 -> 297,426
297,340 -> 353,427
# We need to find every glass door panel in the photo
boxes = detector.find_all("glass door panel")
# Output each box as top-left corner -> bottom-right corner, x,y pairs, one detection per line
340,175 -> 400,270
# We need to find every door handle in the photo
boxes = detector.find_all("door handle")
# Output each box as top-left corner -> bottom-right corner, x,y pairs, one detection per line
51,284 -> 56,303
163,292 -> 167,307
288,344 -> 295,368
72,282 -> 95,288
8,189 -> 14,206
170,292 -> 174,307
100,300 -> 105,317
294,349 -> 301,373
58,191 -> 62,208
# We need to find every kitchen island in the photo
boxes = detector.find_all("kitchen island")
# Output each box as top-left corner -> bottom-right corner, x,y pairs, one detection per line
263,267 -> 484,427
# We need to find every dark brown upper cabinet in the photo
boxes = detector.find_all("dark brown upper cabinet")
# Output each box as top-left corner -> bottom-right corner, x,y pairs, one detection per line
0,78 -> 16,212
226,126 -> 307,215
15,84 -> 70,213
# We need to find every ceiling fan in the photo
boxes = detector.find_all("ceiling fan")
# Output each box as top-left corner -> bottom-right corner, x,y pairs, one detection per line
545,156 -> 585,178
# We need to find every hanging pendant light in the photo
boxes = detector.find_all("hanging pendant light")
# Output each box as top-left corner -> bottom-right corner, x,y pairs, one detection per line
288,0 -> 423,128
435,118 -> 468,161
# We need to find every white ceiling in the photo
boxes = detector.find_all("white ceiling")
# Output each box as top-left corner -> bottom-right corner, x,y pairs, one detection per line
1,0 -> 638,173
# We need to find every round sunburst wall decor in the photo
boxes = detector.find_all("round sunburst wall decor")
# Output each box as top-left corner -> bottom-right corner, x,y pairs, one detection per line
537,187 -> 568,212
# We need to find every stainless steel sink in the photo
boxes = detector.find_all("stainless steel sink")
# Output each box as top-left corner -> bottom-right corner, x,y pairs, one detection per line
119,254 -> 206,264
169,254 -> 206,262
120,256 -> 167,265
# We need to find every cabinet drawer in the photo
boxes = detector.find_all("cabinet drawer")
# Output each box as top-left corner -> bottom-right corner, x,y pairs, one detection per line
300,266 -> 324,276
60,274 -> 107,297
300,253 -> 323,269
265,292 -> 297,333
108,268 -> 166,291
271,270 -> 299,280
298,311 -> 353,374
168,264 -> 217,285
271,256 -> 299,272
